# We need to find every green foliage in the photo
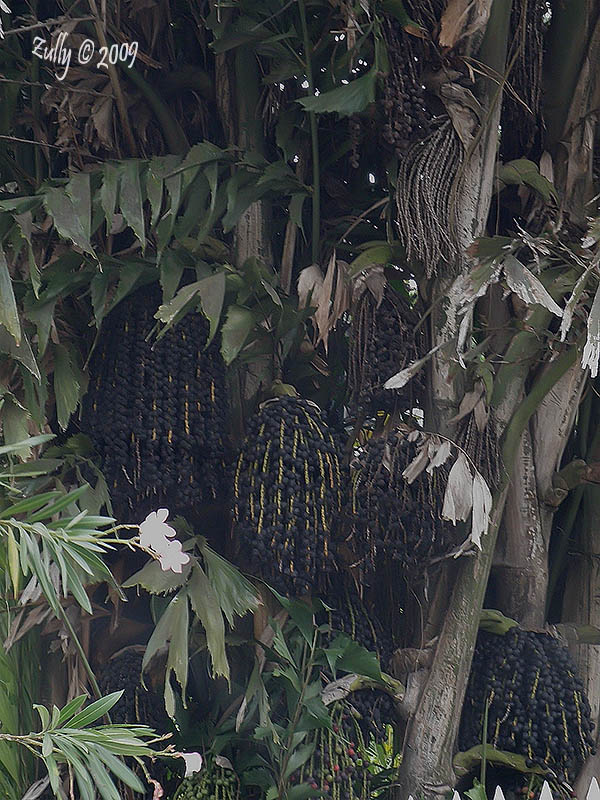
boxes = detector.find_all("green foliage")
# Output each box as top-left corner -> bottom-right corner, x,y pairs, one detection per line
124,538 -> 260,719
0,692 -> 166,799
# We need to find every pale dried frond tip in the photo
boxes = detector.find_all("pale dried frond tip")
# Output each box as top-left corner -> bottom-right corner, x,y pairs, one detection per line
471,470 -> 492,549
384,341 -> 444,390
0,1 -> 9,39
560,261 -> 595,342
582,283 -> 600,378
502,254 -> 563,317
297,264 -> 324,308
441,452 -> 473,523
426,439 -> 453,474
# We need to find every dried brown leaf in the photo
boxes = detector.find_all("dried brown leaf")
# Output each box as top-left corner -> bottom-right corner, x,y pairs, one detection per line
441,452 -> 473,523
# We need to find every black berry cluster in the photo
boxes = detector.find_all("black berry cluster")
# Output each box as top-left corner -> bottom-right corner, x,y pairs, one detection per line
233,396 -> 343,596
460,629 -> 595,782
380,18 -> 432,157
81,282 -> 229,522
97,648 -> 168,733
173,761 -> 239,800
350,431 -> 456,576
324,580 -> 396,742
292,702 -> 372,800
349,289 -> 425,415
326,581 -> 394,670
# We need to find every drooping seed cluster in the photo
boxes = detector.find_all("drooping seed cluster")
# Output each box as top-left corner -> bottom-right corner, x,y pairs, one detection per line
500,0 -> 546,159
293,702 -> 372,800
233,396 -> 343,596
349,431 -> 456,576
81,283 -> 229,521
348,288 -> 425,415
380,18 -> 432,157
326,582 -> 394,670
174,760 -> 239,800
97,649 -> 168,733
460,630 -> 595,782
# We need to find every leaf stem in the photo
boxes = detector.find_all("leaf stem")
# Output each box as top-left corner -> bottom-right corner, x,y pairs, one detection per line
298,0 -> 320,265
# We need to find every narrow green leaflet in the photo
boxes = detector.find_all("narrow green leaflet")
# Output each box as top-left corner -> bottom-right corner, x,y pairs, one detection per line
0,324 -> 40,381
118,161 -> 146,251
497,159 -> 558,202
66,692 -> 123,729
163,589 -> 190,719
188,564 -> 229,683
197,271 -> 226,344
66,172 -> 92,245
52,345 -> 83,432
100,163 -> 119,230
123,557 -> 191,594
13,212 -> 41,296
199,538 -> 260,625
220,305 -> 256,364
43,187 -> 94,256
298,69 -> 377,117
0,245 -> 21,344
25,299 -> 57,357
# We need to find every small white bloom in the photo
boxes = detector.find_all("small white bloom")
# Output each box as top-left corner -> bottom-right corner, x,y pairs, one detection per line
139,508 -> 176,551
158,539 -> 190,574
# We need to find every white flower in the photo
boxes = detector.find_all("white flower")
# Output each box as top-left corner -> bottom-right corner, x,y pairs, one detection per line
175,752 -> 203,777
139,508 -> 176,551
158,539 -> 190,574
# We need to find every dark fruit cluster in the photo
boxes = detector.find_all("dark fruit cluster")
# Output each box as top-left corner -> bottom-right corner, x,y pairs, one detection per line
460,629 -> 595,782
350,431 -> 456,576
349,288 -> 425,415
173,761 -> 239,800
348,115 -> 362,169
323,580 -> 396,742
97,649 -> 168,734
380,18 -> 432,157
81,282 -> 229,522
233,396 -> 343,596
293,702 -> 371,800
326,581 -> 394,670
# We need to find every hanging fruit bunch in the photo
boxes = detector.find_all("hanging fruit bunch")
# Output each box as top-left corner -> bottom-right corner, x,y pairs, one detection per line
348,429 -> 458,576
173,759 -> 240,800
292,702 -> 372,800
348,286 -> 425,415
98,648 -> 172,794
233,395 -> 343,596
97,648 -> 168,733
459,629 -> 595,783
81,282 -> 229,521
379,16 -> 434,158
323,578 -> 396,743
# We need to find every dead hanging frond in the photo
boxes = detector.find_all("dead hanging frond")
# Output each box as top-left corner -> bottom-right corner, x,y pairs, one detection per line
395,117 -> 464,275
500,0 -> 546,159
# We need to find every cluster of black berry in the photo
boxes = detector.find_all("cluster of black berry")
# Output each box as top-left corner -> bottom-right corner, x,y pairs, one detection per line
326,581 -> 394,670
293,702 -> 371,800
322,579 -> 396,742
97,648 -> 168,733
380,18 -> 432,157
459,629 -> 595,782
233,396 -> 343,596
349,432 -> 456,576
173,761 -> 239,800
348,289 -> 425,415
81,282 -> 229,522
